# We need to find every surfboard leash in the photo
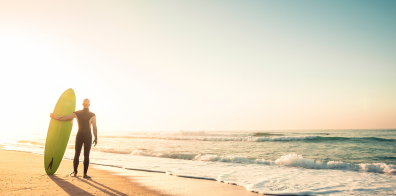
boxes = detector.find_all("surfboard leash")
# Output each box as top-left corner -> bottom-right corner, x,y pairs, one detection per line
47,157 -> 54,170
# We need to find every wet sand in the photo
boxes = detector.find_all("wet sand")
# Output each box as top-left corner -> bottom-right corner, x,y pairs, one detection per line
0,146 -> 258,196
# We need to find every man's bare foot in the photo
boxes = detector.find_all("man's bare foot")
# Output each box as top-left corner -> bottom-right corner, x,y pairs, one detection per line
83,173 -> 91,178
70,171 -> 77,177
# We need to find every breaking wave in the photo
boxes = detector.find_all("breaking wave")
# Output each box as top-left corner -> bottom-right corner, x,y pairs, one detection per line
192,153 -> 396,174
93,147 -> 396,175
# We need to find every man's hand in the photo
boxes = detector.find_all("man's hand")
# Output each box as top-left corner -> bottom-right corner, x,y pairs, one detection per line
92,138 -> 97,146
50,113 -> 76,121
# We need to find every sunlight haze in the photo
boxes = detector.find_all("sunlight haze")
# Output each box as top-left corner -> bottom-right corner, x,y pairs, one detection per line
1,0 -> 395,133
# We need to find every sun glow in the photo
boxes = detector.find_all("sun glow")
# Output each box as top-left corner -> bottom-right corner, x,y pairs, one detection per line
1,0 -> 395,135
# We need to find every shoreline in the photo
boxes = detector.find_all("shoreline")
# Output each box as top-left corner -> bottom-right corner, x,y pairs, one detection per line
0,145 -> 259,196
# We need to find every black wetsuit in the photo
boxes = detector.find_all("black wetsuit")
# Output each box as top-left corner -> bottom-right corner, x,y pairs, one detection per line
73,108 -> 95,174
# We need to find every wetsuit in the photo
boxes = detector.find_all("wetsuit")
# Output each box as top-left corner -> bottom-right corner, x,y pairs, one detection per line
73,108 -> 95,174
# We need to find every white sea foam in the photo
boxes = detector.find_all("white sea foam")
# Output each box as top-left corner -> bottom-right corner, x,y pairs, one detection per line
272,153 -> 396,174
4,130 -> 396,195
91,153 -> 396,195
359,163 -> 396,174
8,138 -> 396,175
126,150 -> 391,175
98,148 -> 132,154
194,154 -> 253,163
130,151 -> 396,175
3,144 -> 396,195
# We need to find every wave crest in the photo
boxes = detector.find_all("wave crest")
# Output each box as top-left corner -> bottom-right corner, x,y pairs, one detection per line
127,151 -> 396,175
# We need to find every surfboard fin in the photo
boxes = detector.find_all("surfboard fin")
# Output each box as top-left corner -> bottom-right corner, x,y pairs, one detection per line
47,157 -> 54,170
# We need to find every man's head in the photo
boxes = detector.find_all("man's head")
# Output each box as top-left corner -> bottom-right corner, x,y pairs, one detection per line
83,99 -> 90,108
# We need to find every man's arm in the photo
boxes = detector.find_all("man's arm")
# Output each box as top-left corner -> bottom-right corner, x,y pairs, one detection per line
50,113 -> 76,121
92,116 -> 98,146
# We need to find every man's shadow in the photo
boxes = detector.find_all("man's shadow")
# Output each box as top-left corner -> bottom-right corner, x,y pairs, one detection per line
48,175 -> 93,196
76,177 -> 128,196
48,175 -> 127,196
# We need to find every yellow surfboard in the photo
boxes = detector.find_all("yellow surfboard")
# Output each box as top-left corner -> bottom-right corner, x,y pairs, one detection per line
44,88 -> 76,175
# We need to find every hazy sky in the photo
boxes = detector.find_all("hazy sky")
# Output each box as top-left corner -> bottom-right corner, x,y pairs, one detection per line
1,0 -> 395,133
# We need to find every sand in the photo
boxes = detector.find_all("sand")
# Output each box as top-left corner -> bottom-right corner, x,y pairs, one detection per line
0,146 -> 259,196
91,165 -> 259,196
0,146 -> 164,196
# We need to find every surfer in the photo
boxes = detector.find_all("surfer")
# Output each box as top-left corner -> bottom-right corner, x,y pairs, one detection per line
50,99 -> 97,178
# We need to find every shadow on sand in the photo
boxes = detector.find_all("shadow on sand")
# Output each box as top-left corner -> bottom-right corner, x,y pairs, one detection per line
76,177 -> 128,196
48,175 -> 94,196
48,175 -> 127,196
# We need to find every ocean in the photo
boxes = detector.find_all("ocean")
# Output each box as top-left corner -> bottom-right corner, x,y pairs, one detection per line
2,129 -> 396,195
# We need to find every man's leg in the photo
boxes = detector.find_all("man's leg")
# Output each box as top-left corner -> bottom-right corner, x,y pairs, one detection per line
73,133 -> 83,175
83,133 -> 92,175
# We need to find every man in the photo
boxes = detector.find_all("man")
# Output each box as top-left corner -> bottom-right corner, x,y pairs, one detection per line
50,98 -> 98,178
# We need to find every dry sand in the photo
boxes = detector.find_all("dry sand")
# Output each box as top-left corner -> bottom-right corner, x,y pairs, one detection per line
0,145 -> 164,196
0,146 -> 259,196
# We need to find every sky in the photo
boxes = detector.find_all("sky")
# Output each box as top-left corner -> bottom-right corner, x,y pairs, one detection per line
0,0 -> 395,133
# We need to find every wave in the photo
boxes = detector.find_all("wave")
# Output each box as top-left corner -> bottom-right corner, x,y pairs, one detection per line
124,130 -> 255,137
92,147 -> 396,175
130,150 -> 198,160
274,153 -> 396,174
4,143 -> 396,175
97,148 -> 132,154
100,135 -> 396,143
194,153 -> 394,174
310,136 -> 396,142
17,140 -> 45,146
191,153 -> 396,175
100,135 -> 319,142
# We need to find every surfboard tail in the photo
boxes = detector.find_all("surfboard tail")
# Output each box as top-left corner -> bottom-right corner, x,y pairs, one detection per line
47,157 -> 54,170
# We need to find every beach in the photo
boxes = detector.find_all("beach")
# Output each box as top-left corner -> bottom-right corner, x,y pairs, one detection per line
0,145 -> 258,196
4,130 -> 396,195
1,1 -> 395,195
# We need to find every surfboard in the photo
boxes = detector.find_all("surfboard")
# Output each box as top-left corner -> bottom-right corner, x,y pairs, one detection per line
44,88 -> 76,175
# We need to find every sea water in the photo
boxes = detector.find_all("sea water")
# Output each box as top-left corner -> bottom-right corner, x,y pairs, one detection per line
3,129 -> 396,195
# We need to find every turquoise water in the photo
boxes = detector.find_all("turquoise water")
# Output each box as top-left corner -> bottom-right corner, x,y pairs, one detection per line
3,129 -> 396,195
97,129 -> 396,166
